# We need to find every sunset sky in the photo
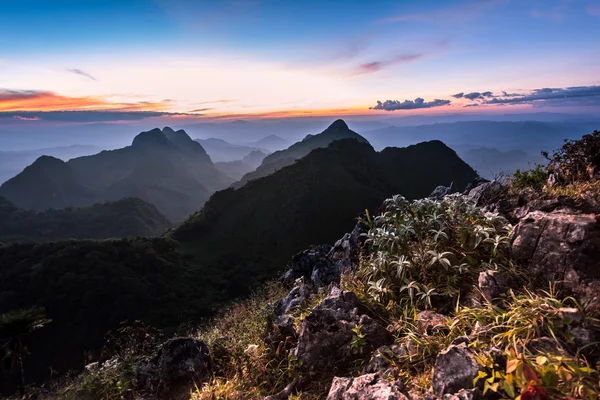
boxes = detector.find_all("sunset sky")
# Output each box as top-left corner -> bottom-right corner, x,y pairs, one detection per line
1,0 -> 600,119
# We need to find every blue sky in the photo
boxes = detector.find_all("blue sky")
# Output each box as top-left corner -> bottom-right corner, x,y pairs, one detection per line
0,0 -> 599,118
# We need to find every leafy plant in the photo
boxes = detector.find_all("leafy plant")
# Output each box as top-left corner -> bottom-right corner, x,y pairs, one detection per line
357,194 -> 513,310
511,164 -> 549,191
543,130 -> 600,183
0,307 -> 51,396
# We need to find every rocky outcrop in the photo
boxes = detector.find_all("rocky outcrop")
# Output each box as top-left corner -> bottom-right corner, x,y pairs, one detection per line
477,270 -> 508,303
511,209 -> 600,309
432,344 -> 479,397
292,288 -> 393,371
137,337 -> 211,395
326,373 -> 409,400
283,221 -> 366,289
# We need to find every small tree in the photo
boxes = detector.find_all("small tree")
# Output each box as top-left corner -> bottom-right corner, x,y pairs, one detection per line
0,307 -> 52,396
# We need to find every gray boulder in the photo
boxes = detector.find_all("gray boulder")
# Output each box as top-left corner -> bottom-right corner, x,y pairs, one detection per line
432,344 -> 479,397
327,373 -> 409,400
137,337 -> 211,394
477,270 -> 507,303
429,184 -> 453,199
467,180 -> 505,206
511,209 -> 600,310
292,288 -> 393,371
442,388 -> 483,400
282,244 -> 332,284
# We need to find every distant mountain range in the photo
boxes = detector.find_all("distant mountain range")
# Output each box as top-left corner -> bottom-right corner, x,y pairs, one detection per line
234,119 -> 369,188
0,121 -> 477,385
0,145 -> 100,185
0,127 -> 234,221
244,134 -> 290,152
0,196 -> 171,242
194,137 -> 269,162
361,120 -> 595,153
457,147 -> 546,179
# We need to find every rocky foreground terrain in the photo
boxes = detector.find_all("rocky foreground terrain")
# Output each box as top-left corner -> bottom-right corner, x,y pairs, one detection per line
41,174 -> 599,400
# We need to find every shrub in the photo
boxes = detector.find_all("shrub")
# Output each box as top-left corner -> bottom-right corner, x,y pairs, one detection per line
355,194 -> 513,312
543,130 -> 600,184
511,164 -> 549,191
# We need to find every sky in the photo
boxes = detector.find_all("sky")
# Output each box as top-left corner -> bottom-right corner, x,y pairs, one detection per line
1,0 -> 600,121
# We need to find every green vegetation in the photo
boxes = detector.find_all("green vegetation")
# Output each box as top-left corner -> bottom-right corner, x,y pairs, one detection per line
0,307 -> 51,396
511,164 -> 549,192
0,197 -> 171,242
355,194 -> 513,311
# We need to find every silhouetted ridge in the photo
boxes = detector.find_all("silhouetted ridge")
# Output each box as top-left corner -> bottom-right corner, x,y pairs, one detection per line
234,119 -> 369,188
131,128 -> 170,148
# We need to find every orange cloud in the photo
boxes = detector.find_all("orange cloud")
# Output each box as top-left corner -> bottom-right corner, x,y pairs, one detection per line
0,90 -> 173,112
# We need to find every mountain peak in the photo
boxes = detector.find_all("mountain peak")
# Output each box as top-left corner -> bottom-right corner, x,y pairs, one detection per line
132,128 -> 170,148
328,119 -> 349,130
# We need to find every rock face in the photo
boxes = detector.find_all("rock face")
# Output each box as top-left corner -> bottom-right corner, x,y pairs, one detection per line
283,245 -> 333,284
283,221 -> 367,288
327,373 -> 409,400
467,180 -> 505,206
511,209 -> 600,309
432,344 -> 479,397
477,270 -> 508,303
137,337 -> 211,394
292,288 -> 393,371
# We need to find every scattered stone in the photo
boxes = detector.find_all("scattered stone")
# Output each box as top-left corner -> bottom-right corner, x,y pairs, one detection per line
442,388 -> 484,400
137,337 -> 211,394
416,311 -> 448,335
463,177 -> 490,194
478,270 -> 507,302
467,181 -> 505,206
326,373 -> 409,400
364,345 -> 407,374
264,378 -> 299,400
432,344 -> 479,397
282,244 -> 332,284
429,184 -> 453,199
292,288 -> 393,371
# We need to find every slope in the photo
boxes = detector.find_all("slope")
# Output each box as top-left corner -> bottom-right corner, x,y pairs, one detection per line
173,138 -> 477,297
0,155 -> 95,210
0,196 -> 171,242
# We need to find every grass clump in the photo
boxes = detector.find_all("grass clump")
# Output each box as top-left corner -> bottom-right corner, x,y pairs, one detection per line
193,282 -> 298,399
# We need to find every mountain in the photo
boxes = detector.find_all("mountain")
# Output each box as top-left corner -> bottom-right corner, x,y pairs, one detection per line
0,196 -> 171,242
457,147 -> 546,179
194,137 -> 268,162
245,135 -> 290,152
234,119 -> 370,188
173,138 -> 477,297
361,121 -> 592,153
214,161 -> 255,180
0,145 -> 100,185
0,156 -> 95,210
242,150 -> 267,167
0,133 -> 477,387
0,128 -> 234,221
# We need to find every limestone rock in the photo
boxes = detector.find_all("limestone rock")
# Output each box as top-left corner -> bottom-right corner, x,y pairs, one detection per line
326,373 -> 409,400
432,344 -> 479,397
137,337 -> 211,394
511,210 -> 600,309
292,288 -> 393,371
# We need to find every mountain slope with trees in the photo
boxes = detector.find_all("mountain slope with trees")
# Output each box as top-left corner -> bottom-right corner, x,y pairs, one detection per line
0,196 -> 171,242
